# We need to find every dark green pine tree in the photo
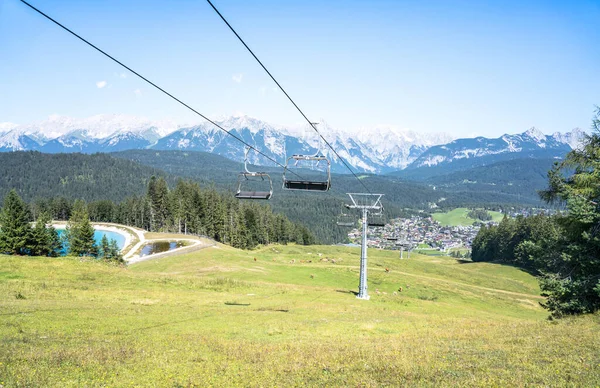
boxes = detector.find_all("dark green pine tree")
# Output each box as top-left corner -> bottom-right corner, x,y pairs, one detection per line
51,197 -> 72,221
495,215 -> 516,261
30,211 -> 62,257
536,109 -> 600,317
0,189 -> 33,255
109,239 -> 124,263
99,234 -> 110,260
67,200 -> 97,257
46,222 -> 62,257
97,234 -> 123,263
171,179 -> 192,234
147,176 -> 170,232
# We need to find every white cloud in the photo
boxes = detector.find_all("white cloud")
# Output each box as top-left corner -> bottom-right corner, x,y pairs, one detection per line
232,73 -> 243,83
120,73 -> 127,79
134,89 -> 142,96
259,86 -> 267,96
96,81 -> 107,89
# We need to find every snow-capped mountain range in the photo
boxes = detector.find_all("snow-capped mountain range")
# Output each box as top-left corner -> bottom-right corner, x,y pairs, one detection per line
0,114 -> 585,174
405,127 -> 584,172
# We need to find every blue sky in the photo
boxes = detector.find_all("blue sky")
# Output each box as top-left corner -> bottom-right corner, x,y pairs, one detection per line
1,0 -> 598,137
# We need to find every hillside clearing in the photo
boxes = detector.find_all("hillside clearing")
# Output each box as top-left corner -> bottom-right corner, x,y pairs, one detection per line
432,207 -> 504,226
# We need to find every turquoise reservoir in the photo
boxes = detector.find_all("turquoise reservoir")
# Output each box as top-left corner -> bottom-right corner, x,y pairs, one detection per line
56,228 -> 126,252
93,230 -> 126,249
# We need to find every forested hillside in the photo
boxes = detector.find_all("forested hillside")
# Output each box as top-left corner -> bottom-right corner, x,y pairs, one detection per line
112,150 -> 240,189
0,151 -> 341,243
0,152 -> 169,202
112,149 -> 546,217
0,151 -> 550,244
423,158 -> 556,203
111,150 -> 447,241
385,157 -> 556,207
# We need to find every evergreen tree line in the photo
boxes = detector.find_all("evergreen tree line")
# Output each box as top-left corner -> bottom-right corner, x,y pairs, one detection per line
0,190 -> 122,261
0,190 -> 61,257
30,177 -> 315,249
471,108 -> 600,317
472,214 -> 557,270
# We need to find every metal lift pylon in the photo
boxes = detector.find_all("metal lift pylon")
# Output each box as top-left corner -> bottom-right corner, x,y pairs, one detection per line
345,193 -> 384,300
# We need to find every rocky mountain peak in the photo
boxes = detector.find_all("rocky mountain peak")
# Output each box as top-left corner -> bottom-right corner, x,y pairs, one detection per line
0,114 -> 586,174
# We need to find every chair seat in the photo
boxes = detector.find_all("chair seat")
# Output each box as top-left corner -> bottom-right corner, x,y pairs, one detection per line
235,191 -> 272,200
284,180 -> 329,191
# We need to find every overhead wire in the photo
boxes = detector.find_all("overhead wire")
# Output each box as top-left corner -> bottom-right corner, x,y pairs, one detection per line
19,0 -> 314,185
19,0 -> 360,210
205,0 -> 374,195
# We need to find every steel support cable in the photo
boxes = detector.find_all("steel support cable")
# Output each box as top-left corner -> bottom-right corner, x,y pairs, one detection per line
205,0 -> 373,195
20,0 -> 355,209
19,0 -> 314,184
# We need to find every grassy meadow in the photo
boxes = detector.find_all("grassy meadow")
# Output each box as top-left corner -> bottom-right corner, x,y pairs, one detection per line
1,243 -> 599,386
432,208 -> 504,226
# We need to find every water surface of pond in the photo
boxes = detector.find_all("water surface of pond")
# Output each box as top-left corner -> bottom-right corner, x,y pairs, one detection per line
140,241 -> 184,256
56,228 -> 126,255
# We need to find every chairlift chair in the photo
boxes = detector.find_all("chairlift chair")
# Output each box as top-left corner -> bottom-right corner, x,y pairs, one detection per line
283,154 -> 331,191
367,209 -> 385,227
388,230 -> 406,241
235,147 -> 273,200
336,204 -> 355,227
283,125 -> 331,191
396,240 -> 410,248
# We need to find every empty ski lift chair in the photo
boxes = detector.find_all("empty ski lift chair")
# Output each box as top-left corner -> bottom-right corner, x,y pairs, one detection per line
387,229 -> 402,241
235,147 -> 273,200
283,124 -> 331,192
283,154 -> 331,191
367,209 -> 385,227
336,204 -> 355,227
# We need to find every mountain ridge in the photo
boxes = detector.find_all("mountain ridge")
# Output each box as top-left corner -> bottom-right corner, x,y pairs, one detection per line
0,114 -> 584,174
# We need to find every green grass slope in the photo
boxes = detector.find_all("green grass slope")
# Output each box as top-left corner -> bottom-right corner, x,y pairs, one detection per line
432,207 -> 504,226
1,245 -> 598,386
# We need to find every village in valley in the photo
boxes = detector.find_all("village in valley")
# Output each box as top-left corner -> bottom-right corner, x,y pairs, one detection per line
348,215 -> 482,255
348,207 -> 555,256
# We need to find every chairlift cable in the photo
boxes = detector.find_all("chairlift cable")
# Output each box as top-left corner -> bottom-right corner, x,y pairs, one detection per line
20,1 -> 362,208
19,0 -> 310,185
205,0 -> 374,195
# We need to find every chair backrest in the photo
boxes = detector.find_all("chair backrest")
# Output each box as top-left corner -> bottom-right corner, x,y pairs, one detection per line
235,147 -> 273,200
282,154 -> 331,192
